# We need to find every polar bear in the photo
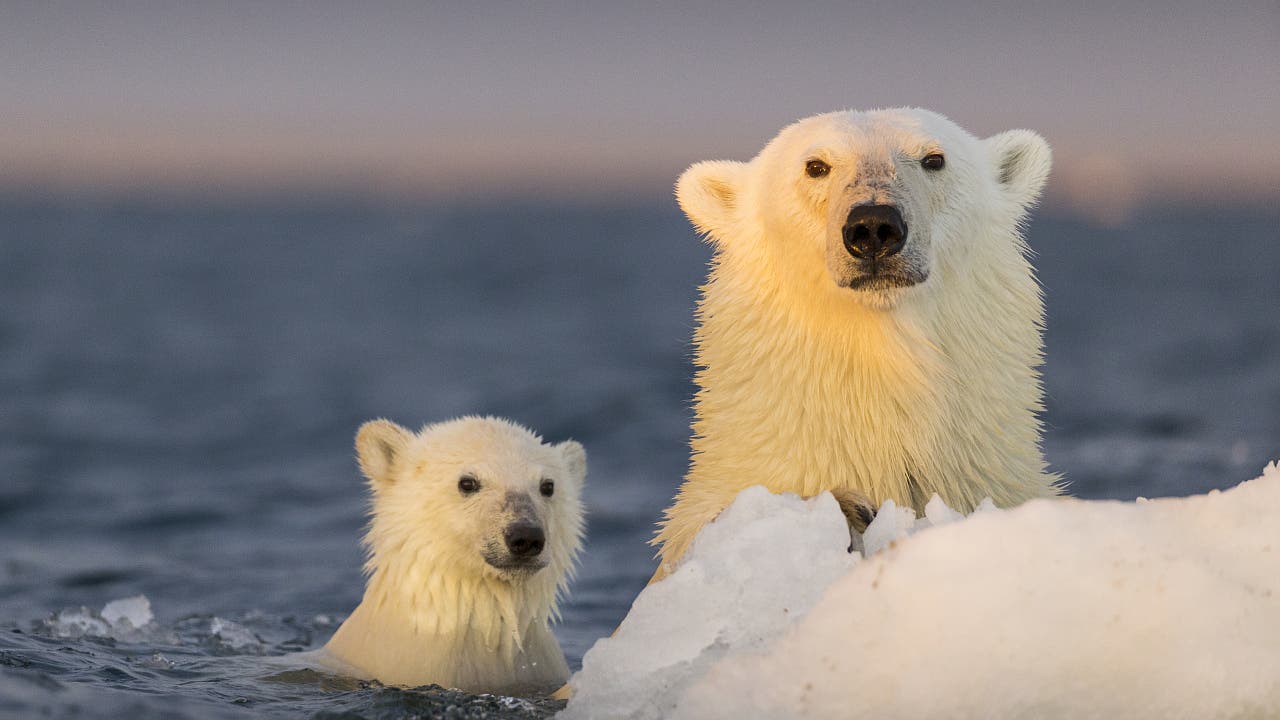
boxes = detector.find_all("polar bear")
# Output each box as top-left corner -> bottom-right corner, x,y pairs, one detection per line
653,108 -> 1061,579
316,416 -> 586,695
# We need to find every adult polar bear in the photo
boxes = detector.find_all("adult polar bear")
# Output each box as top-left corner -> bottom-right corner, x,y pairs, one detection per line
654,108 -> 1060,579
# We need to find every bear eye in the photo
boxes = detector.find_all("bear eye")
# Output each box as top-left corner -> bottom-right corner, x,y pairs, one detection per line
921,153 -> 945,171
804,159 -> 831,178
457,475 -> 480,495
540,479 -> 555,498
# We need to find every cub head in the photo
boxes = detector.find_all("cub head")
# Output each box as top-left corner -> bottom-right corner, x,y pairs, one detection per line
355,416 -> 586,586
677,108 -> 1050,310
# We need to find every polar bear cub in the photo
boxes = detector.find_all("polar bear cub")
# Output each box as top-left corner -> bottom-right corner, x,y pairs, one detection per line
318,416 -> 586,695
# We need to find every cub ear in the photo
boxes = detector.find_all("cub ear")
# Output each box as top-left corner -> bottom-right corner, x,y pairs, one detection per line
555,440 -> 587,484
675,160 -> 746,243
355,419 -> 411,491
985,130 -> 1052,209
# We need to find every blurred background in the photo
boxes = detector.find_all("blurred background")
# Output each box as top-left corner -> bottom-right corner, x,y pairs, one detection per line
1,2 -> 1277,717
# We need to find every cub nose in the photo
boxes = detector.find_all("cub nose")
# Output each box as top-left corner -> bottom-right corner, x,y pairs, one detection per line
842,204 -> 908,260
504,522 -> 545,557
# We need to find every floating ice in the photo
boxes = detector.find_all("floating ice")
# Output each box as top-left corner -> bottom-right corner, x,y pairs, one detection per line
560,487 -> 859,720
563,462 -> 1280,720
858,497 -> 920,555
43,607 -> 112,639
210,617 -> 264,653
100,594 -> 153,630
44,594 -> 154,639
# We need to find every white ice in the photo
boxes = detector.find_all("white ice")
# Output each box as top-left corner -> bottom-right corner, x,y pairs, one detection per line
43,595 -> 264,655
210,617 -> 264,653
562,462 -> 1280,720
100,594 -> 153,630
560,487 -> 859,720
45,594 -> 154,639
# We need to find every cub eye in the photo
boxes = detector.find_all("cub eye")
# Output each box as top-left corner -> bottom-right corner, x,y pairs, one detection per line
921,153 -> 945,171
457,476 -> 480,495
539,479 -> 555,498
804,159 -> 831,178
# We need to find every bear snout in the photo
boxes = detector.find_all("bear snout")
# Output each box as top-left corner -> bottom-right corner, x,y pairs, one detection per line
503,522 -> 546,558
842,204 -> 907,260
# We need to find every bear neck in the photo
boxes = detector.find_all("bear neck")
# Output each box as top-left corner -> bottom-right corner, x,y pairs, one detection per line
355,541 -> 559,659
320,542 -> 569,692
660,217 -> 1051,564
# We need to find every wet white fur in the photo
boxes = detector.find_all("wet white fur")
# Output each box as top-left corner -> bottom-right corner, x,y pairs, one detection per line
655,108 -> 1060,573
318,416 -> 586,694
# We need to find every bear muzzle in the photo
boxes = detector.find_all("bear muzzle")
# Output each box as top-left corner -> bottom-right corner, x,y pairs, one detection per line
842,203 -> 907,261
503,521 -> 546,558
835,202 -> 928,292
483,492 -> 551,574
484,522 -> 550,573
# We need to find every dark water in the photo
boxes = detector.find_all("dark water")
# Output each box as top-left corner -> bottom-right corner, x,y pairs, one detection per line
1,197 -> 1277,718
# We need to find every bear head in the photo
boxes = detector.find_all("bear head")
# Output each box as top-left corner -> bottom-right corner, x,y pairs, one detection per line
677,108 -> 1051,310
354,416 -> 586,586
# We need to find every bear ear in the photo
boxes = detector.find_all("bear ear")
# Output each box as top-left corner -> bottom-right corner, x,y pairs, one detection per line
985,130 -> 1052,209
355,419 -> 411,491
676,160 -> 746,243
555,440 -> 587,484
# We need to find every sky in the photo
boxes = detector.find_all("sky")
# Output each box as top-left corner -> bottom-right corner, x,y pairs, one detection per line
2,1 -> 1277,219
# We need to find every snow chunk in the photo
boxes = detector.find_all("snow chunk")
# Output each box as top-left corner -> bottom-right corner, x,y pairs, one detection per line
560,487 -> 858,720
923,493 -> 965,526
861,493 -> 992,556
564,464 -> 1280,720
860,498 -> 916,555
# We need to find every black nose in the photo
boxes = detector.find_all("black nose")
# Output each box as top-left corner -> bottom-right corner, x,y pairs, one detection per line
504,523 -> 545,557
842,204 -> 908,260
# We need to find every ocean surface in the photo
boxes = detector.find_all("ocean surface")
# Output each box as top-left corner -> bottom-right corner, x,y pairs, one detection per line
1,197 -> 1277,718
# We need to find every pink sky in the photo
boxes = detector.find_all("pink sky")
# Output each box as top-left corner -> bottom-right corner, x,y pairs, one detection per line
2,2 -> 1277,220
